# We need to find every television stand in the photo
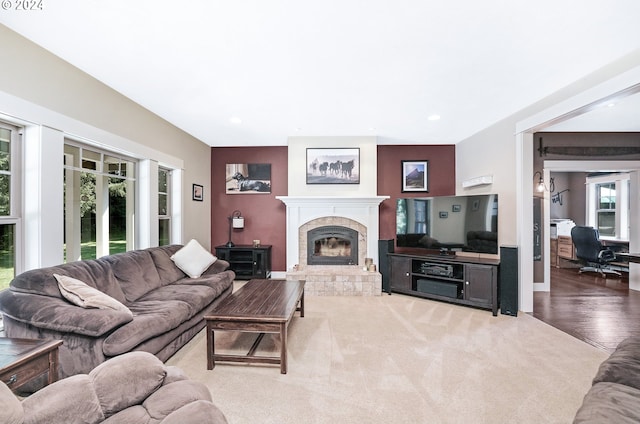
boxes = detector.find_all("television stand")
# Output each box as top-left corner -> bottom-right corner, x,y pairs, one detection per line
388,253 -> 500,315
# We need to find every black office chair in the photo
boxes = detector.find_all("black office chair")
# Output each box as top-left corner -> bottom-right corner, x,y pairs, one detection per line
570,226 -> 621,277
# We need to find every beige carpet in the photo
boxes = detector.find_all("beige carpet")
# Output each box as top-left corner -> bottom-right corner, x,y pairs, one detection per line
168,290 -> 608,424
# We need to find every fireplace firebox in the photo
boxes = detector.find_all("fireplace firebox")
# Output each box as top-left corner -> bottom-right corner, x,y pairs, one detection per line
307,226 -> 358,265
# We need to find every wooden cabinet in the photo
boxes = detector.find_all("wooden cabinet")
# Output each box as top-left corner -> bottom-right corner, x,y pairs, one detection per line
557,236 -> 575,260
215,245 -> 272,280
550,238 -> 558,267
389,255 -> 412,292
464,263 -> 495,307
389,253 -> 499,316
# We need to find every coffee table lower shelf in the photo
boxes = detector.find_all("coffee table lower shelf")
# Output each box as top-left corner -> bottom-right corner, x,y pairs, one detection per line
205,279 -> 305,374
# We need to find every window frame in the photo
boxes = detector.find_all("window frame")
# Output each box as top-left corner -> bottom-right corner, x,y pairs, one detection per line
586,173 -> 630,241
158,166 -> 172,246
0,121 -> 23,330
63,140 -> 137,260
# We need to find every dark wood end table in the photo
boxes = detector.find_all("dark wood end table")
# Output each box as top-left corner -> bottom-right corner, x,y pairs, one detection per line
0,337 -> 63,393
205,279 -> 305,374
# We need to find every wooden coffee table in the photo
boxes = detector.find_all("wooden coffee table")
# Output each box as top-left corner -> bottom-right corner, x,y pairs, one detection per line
205,279 -> 304,374
0,337 -> 63,393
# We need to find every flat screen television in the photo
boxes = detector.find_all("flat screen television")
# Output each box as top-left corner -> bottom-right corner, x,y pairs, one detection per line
396,194 -> 498,254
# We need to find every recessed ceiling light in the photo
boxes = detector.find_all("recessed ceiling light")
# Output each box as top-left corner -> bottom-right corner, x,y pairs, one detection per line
229,117 -> 242,124
607,103 -> 615,108
427,114 -> 441,121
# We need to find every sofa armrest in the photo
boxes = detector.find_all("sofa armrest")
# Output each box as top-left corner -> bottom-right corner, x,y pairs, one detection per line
0,290 -> 132,337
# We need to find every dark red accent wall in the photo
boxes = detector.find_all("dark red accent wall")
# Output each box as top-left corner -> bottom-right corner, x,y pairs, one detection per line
377,145 -> 456,242
210,147 -> 288,271
211,144 -> 455,272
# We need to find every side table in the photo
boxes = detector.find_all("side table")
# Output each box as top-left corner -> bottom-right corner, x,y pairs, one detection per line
0,337 -> 63,393
215,244 -> 272,280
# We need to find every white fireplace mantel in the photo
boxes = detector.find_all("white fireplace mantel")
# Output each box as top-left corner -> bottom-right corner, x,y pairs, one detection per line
276,195 -> 389,270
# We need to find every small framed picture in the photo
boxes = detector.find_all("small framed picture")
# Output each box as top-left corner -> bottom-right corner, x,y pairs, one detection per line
192,184 -> 204,201
401,160 -> 428,192
452,204 -> 461,212
439,211 -> 448,219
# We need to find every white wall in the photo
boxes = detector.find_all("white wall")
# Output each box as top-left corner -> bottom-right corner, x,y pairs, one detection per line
0,25 -> 214,271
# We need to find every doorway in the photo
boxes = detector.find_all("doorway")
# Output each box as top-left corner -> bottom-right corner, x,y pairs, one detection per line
516,72 -> 640,313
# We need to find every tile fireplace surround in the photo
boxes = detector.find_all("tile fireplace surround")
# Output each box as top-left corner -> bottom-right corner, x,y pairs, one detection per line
276,196 -> 388,296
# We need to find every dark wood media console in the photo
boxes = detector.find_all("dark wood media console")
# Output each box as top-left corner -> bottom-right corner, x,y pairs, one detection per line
388,253 -> 500,316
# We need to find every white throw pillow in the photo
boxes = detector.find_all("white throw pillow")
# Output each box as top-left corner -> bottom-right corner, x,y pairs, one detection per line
54,273 -> 132,317
170,239 -> 217,278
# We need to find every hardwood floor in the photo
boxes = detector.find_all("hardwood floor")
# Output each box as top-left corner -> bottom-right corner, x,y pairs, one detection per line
533,267 -> 640,353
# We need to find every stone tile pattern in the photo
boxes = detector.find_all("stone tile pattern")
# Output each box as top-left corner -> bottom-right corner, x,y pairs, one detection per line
286,216 -> 382,296
286,266 -> 382,296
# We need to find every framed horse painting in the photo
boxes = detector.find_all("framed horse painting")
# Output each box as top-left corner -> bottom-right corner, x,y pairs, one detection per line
306,148 -> 360,184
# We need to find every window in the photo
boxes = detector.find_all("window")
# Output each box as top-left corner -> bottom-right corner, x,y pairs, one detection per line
414,199 -> 429,234
586,173 -> 629,240
0,122 -> 20,292
64,142 -> 136,261
159,167 -> 171,246
395,198 -> 430,235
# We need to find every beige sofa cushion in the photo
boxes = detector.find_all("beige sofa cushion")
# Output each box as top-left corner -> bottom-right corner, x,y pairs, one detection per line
54,274 -> 132,318
89,351 -> 166,417
0,381 -> 23,424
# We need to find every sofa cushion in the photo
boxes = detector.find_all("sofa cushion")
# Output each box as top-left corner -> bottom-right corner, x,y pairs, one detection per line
161,400 -> 229,424
171,239 -> 217,278
592,336 -> 640,391
143,380 -> 212,419
103,300 -> 193,356
101,405 -> 149,424
9,260 -> 126,304
136,284 -> 217,318
103,250 -> 163,302
0,381 -> 23,424
54,274 -> 132,317
21,374 -> 104,424
573,382 -> 640,424
148,245 -> 188,284
90,351 -> 166,417
0,291 -> 133,337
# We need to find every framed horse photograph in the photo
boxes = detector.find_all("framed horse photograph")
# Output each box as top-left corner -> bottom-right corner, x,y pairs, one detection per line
306,148 -> 360,184
225,163 -> 272,194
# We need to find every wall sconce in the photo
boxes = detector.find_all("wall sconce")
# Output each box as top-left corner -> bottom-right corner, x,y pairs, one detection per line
226,210 -> 244,247
533,171 -> 545,192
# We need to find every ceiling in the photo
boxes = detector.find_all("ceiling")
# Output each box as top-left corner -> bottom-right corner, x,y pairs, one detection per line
2,0 -> 640,147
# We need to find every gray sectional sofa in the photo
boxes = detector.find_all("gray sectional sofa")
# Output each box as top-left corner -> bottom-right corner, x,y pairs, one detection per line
573,336 -> 640,423
0,244 -> 235,381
